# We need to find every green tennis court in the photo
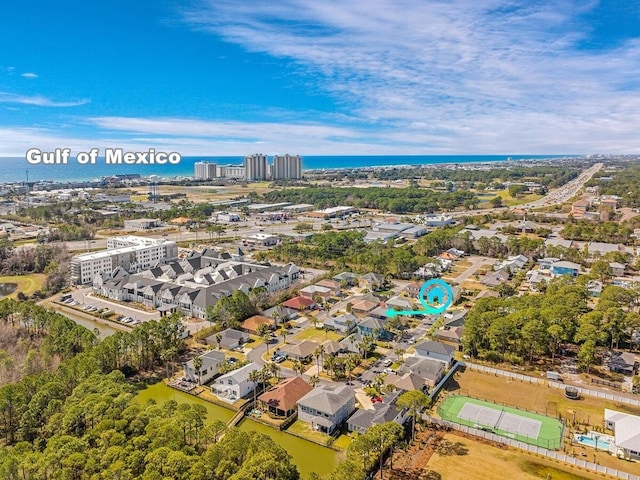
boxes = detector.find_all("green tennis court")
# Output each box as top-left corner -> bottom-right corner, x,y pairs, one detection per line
439,395 -> 564,450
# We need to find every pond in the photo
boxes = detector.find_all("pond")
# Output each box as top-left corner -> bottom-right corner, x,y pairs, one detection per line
0,283 -> 17,297
135,382 -> 341,479
56,308 -> 120,339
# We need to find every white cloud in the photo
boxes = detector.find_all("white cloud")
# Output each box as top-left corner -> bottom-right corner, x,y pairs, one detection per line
0,92 -> 89,108
20,72 -> 38,79
178,0 -> 640,152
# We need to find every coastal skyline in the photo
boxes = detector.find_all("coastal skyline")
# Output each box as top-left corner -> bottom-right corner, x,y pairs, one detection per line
1,1 -> 639,156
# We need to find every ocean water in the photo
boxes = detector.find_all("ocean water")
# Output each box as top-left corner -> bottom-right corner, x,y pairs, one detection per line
0,154 -> 571,184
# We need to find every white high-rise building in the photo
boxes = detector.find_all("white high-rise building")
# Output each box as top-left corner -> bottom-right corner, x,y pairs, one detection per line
272,154 -> 302,180
244,154 -> 268,181
194,161 -> 217,180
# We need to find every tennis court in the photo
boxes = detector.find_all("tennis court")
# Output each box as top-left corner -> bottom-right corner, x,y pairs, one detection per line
439,395 -> 563,450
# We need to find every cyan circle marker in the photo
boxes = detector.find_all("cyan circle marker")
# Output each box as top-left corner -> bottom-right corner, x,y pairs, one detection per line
418,278 -> 454,314
386,278 -> 454,318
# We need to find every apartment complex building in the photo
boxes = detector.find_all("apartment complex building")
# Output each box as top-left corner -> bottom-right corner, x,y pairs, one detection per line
70,235 -> 178,285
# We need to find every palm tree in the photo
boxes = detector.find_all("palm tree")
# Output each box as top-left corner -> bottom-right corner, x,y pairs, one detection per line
313,345 -> 325,373
268,362 -> 281,382
394,348 -> 405,362
324,355 -> 336,379
292,359 -> 303,376
309,374 -> 320,387
248,369 -> 261,408
280,327 -> 288,344
215,333 -> 222,350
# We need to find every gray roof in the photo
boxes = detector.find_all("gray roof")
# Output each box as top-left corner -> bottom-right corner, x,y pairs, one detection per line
298,384 -> 354,414
348,403 -> 401,430
415,340 -> 455,356
399,357 -> 445,381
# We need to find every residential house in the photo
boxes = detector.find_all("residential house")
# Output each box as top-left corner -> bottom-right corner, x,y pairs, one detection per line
551,260 -> 581,278
205,328 -> 248,350
385,372 -> 429,392
321,339 -> 344,356
587,280 -> 603,298
315,279 -> 342,296
544,238 -> 573,250
397,357 -> 445,387
359,272 -> 385,291
282,296 -> 315,311
609,351 -> 637,375
481,269 -> 510,287
538,257 -> 560,271
297,384 -> 356,434
495,255 -> 528,274
405,282 -> 421,298
588,242 -> 619,257
386,295 -> 414,310
610,262 -> 626,277
259,377 -> 313,418
281,340 -> 319,363
299,284 -> 332,301
241,315 -> 275,335
443,309 -> 467,328
358,317 -> 389,340
349,297 -> 380,317
323,313 -> 358,334
414,340 -> 455,367
604,409 -> 640,459
435,326 -> 465,347
475,290 -> 499,301
347,402 -> 406,434
333,272 -> 359,287
211,362 -> 259,402
263,305 -> 299,322
369,306 -> 389,320
183,350 -> 226,385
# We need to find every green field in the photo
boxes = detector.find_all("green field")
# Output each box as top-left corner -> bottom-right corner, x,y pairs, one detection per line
439,395 -> 564,450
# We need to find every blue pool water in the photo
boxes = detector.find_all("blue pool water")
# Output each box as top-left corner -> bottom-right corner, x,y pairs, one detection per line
577,434 -> 611,450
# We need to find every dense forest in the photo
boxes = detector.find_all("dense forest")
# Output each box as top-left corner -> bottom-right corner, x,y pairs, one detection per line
258,228 -> 556,277
262,187 -> 479,213
463,277 -> 640,368
588,161 -> 640,208
0,302 -> 306,479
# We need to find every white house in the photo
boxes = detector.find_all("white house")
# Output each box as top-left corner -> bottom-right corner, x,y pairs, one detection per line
605,409 -> 640,459
414,340 -> 455,367
183,350 -> 226,385
211,362 -> 259,402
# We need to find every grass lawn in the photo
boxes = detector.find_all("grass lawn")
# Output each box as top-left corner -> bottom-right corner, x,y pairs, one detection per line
332,433 -> 352,450
478,190 -> 544,207
0,274 -> 46,298
426,433 -> 610,480
293,327 -> 343,343
286,419 -> 332,446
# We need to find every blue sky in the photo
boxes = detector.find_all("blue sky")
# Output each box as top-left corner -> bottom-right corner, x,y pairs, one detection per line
0,0 -> 639,156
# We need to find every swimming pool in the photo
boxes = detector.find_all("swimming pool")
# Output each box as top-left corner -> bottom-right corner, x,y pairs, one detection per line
575,432 -> 612,451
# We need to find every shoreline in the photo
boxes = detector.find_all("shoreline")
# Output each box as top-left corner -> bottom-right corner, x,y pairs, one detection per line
0,153 -> 594,185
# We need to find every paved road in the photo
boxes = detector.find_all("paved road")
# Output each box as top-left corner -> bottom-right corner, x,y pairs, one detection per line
451,256 -> 493,283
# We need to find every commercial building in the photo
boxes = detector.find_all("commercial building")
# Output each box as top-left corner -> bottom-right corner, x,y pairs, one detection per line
71,235 -> 178,285
194,161 -> 217,180
244,154 -> 268,181
272,154 -> 302,180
